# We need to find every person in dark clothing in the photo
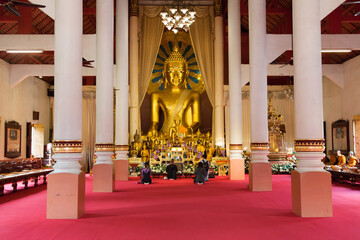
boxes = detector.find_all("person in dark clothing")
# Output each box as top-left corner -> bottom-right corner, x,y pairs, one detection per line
194,162 -> 207,185
141,162 -> 152,184
200,158 -> 209,181
166,159 -> 178,180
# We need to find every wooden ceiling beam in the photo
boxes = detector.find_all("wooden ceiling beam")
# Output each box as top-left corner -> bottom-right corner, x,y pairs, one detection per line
0,15 -> 19,23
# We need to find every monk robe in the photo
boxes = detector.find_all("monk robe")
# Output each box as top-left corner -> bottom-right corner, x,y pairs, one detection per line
337,154 -> 346,166
328,155 -> 337,165
347,156 -> 359,167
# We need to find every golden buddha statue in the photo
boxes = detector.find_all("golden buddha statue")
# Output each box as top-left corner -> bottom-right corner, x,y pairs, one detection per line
347,151 -> 359,167
148,45 -> 201,137
130,130 -> 142,157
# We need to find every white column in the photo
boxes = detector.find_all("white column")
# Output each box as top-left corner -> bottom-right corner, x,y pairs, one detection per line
129,11 -> 139,142
115,0 -> 129,156
248,0 -> 272,191
52,0 -> 83,174
95,0 -> 115,164
249,0 -> 269,162
214,14 -> 225,147
228,0 -> 244,180
293,0 -> 325,172
114,0 -> 129,180
47,0 -> 84,219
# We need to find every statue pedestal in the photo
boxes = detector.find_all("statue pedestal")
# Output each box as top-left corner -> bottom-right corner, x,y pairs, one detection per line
47,172 -> 85,219
291,170 -> 332,217
93,164 -> 114,192
249,162 -> 272,191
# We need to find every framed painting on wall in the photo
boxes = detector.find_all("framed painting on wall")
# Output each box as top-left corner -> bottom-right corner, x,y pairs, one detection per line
5,121 -> 21,158
331,119 -> 349,155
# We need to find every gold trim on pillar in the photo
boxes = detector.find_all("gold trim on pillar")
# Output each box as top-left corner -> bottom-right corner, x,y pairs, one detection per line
95,143 -> 115,152
214,0 -> 222,16
52,140 -> 83,153
250,142 -> 269,151
115,145 -> 129,151
230,144 -> 242,150
130,0 -> 139,16
294,139 -> 325,152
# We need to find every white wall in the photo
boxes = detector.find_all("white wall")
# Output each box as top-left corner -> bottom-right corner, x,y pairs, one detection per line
323,55 -> 360,154
0,59 -> 51,160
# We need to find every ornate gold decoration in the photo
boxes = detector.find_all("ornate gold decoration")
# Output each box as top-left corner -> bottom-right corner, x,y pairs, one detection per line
230,144 -> 242,150
250,142 -> 269,151
148,31 -> 204,94
130,0 -> 139,16
214,0 -> 222,16
95,143 -> 115,152
53,140 -> 83,153
115,145 -> 129,151
294,139 -> 325,152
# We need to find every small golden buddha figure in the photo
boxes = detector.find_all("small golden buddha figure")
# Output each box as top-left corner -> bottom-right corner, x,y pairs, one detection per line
141,143 -> 150,163
130,131 -> 142,157
347,151 -> 359,167
148,45 -> 201,137
337,150 -> 346,166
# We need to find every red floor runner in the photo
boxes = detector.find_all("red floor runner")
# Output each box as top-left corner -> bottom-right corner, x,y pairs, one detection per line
1,175 -> 359,240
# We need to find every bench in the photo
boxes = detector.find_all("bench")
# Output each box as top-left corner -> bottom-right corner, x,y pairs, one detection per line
0,168 -> 53,195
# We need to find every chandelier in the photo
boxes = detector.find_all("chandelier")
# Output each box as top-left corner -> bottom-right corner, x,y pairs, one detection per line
160,0 -> 196,34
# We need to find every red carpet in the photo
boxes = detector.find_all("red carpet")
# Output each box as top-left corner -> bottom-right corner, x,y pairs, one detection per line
1,175 -> 359,240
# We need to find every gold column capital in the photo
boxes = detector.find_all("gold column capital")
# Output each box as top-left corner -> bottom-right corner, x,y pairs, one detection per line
52,140 -> 83,153
250,142 -> 269,151
294,139 -> 325,152
214,0 -> 222,17
95,143 -> 115,152
115,145 -> 129,151
130,0 -> 139,16
230,144 -> 242,150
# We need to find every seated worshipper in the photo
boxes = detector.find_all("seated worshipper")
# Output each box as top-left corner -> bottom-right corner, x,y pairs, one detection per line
194,162 -> 207,185
328,150 -> 337,165
347,151 -> 359,167
141,162 -> 152,184
200,158 -> 209,181
337,150 -> 346,166
166,159 -> 178,180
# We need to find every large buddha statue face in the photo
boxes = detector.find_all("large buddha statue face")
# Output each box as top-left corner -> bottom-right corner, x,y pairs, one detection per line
164,61 -> 188,88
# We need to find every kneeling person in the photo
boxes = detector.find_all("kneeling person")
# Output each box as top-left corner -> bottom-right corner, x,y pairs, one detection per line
141,162 -> 152,184
166,159 -> 178,180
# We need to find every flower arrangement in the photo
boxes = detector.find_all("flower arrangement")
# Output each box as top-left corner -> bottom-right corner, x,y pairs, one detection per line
271,162 -> 296,174
183,164 -> 195,174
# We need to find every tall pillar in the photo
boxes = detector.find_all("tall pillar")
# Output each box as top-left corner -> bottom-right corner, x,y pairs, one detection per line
129,0 -> 140,142
248,0 -> 272,191
291,0 -> 332,217
214,0 -> 225,148
47,0 -> 85,219
93,0 -> 115,192
114,0 -> 129,181
228,0 -> 244,180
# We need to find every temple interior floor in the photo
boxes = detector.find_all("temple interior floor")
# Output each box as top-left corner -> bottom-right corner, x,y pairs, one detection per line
1,174 -> 359,240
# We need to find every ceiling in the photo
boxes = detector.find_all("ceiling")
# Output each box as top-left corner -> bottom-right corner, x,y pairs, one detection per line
0,0 -> 360,85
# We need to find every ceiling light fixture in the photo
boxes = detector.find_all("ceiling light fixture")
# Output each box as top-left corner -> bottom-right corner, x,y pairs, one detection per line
321,49 -> 352,53
160,0 -> 196,34
6,49 -> 44,53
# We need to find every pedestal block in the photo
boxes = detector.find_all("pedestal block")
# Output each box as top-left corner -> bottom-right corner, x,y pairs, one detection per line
229,158 -> 245,180
47,172 -> 85,219
291,170 -> 332,217
114,159 -> 129,180
249,162 -> 272,191
93,163 -> 114,192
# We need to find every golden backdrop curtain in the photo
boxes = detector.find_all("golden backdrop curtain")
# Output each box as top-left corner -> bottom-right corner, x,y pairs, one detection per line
139,6 -> 164,105
82,91 -> 96,172
189,6 -> 215,107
